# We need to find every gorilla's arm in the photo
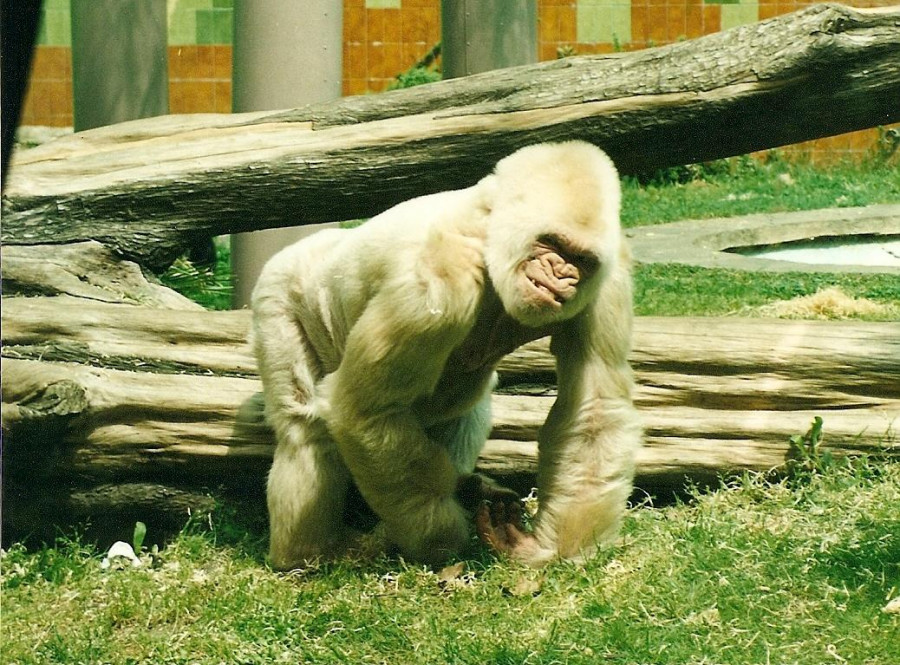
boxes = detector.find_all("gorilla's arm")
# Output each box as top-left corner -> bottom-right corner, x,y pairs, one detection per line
478,247 -> 641,566
320,231 -> 488,565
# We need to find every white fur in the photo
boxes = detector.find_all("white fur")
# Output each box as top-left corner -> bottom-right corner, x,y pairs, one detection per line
252,141 -> 641,569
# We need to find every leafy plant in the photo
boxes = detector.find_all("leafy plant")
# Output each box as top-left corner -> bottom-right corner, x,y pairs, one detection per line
787,416 -> 827,471
132,521 -> 147,554
389,66 -> 441,90
388,42 -> 441,90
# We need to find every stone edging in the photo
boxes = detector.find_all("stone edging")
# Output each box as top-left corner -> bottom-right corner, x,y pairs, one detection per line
625,204 -> 900,274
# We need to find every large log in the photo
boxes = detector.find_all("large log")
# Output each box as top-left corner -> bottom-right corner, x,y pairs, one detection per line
3,3 -> 899,269
3,297 -> 897,539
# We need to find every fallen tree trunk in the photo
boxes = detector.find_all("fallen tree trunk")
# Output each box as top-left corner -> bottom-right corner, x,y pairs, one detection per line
3,3 -> 899,269
4,297 -> 897,540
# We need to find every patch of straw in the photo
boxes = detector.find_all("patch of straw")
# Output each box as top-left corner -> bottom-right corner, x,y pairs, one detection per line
754,287 -> 897,320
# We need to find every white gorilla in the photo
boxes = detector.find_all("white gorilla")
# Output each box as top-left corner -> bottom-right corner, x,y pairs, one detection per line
251,141 -> 641,568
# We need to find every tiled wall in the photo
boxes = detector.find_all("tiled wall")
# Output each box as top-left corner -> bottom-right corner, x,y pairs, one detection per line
20,0 -> 897,161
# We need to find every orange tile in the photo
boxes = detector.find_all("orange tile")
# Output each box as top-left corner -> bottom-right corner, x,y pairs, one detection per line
702,4 -> 721,35
632,6 -> 648,43
398,45 -> 418,70
776,2 -> 797,16
49,46 -> 72,79
647,7 -> 667,43
401,7 -> 423,42
344,6 -> 367,42
369,41 -> 385,78
213,45 -> 232,80
367,77 -> 389,93
167,47 -> 181,78
28,48 -> 49,78
403,7 -> 437,44
189,81 -> 216,113
758,3 -> 780,20
214,81 -> 232,113
402,41 -> 437,68
169,46 -> 198,81
539,6 -> 560,42
42,80 -> 66,116
421,6 -> 440,43
558,6 -> 576,42
383,42 -> 403,77
346,42 -> 367,79
685,5 -> 703,38
383,8 -> 402,42
20,81 -> 43,124
540,42 -> 559,61
168,82 -> 185,113
367,8 -> 386,41
667,4 -> 686,41
345,78 -> 369,96
196,45 -> 215,79
31,46 -> 68,79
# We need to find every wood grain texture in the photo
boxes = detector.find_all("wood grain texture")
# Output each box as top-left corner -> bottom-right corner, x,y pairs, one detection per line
3,4 -> 898,269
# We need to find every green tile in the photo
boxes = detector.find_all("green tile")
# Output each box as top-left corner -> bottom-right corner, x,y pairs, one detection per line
212,0 -> 233,7
577,0 -> 632,45
35,11 -> 48,45
168,0 -> 212,45
42,9 -> 72,46
196,9 -> 215,44
213,8 -> 233,44
705,0 -> 741,5
196,8 -> 232,44
194,8 -> 230,45
366,0 -> 401,8
721,1 -> 759,29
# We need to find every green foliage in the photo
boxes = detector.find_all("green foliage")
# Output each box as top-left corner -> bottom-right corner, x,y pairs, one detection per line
388,65 -> 441,90
3,462 -> 899,664
620,154 -> 900,228
388,43 -> 441,90
159,242 -> 232,310
159,157 -> 898,321
132,521 -> 147,554
786,416 -> 831,478
632,263 -> 900,319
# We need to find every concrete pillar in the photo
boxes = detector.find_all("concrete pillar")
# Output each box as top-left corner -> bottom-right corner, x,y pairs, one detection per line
441,0 -> 538,79
230,0 -> 343,309
71,0 -> 168,132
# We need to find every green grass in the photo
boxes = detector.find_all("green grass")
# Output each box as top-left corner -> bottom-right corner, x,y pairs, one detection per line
162,156 -> 899,318
4,460 -> 899,664
5,158 -> 899,663
620,154 -> 900,228
634,264 -> 900,318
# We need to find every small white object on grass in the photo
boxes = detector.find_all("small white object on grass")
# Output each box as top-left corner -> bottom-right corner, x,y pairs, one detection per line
101,541 -> 143,569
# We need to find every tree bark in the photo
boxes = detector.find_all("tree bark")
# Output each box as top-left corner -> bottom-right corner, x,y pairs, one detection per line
3,3 -> 899,542
3,297 -> 897,540
3,3 -> 898,269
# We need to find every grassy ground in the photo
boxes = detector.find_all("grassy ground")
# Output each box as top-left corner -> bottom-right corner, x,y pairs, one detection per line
3,460 -> 898,664
10,154 -> 898,662
161,155 -> 900,319
620,153 -> 900,228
